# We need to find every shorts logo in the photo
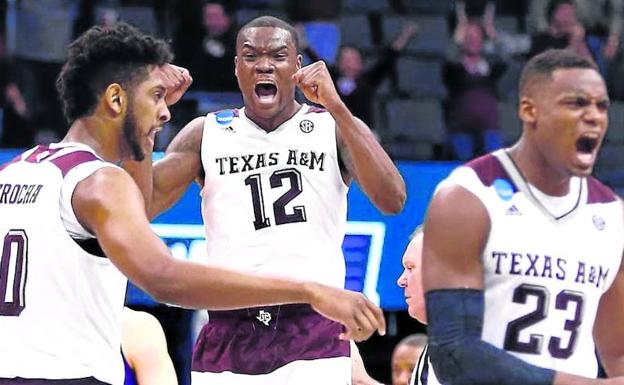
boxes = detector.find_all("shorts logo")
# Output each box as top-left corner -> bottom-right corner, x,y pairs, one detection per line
256,310 -> 272,326
215,110 -> 235,126
300,119 -> 314,133
593,215 -> 606,231
493,178 -> 514,201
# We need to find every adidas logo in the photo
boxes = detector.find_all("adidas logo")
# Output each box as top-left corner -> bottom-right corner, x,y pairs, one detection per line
223,126 -> 235,133
506,205 -> 521,215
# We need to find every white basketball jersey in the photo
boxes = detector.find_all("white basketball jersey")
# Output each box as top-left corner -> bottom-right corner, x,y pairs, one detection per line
0,143 -> 127,385
421,149 -> 624,384
200,105 -> 348,287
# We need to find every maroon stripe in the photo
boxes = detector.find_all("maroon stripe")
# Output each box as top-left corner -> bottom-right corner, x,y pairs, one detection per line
192,304 -> 349,375
49,151 -> 100,177
465,153 -> 517,191
587,176 -> 617,204
305,106 -> 326,114
0,145 -> 51,172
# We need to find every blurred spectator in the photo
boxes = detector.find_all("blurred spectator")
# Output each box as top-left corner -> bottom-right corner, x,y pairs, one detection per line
180,1 -> 238,92
391,334 -> 427,385
528,0 -> 592,59
0,41 -> 34,148
302,23 -> 417,127
529,0 -> 623,76
286,0 -> 341,22
442,21 -> 506,160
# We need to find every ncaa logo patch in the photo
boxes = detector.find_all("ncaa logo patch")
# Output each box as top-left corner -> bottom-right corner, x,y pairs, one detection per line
592,215 -> 606,231
493,178 -> 514,201
300,119 -> 314,133
215,110 -> 234,126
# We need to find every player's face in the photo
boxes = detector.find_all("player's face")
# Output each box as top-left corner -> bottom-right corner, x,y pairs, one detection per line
235,26 -> 302,119
397,233 -> 426,324
122,67 -> 171,161
391,344 -> 424,385
530,68 -> 608,177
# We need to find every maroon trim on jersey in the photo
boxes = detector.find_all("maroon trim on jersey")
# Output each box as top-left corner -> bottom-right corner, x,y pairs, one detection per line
587,176 -> 618,204
0,377 -> 109,384
305,105 -> 327,114
466,153 -> 518,192
49,151 -> 100,177
0,145 -> 54,172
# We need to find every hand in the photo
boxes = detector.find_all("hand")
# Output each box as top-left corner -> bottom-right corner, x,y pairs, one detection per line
292,61 -> 341,109
157,64 -> 193,106
306,282 -> 386,342
604,34 -> 619,60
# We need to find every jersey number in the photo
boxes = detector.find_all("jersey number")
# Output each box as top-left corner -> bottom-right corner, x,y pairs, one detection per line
244,168 -> 307,230
503,284 -> 584,359
0,230 -> 28,316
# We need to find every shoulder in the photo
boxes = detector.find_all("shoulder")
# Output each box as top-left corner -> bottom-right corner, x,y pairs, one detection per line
167,116 -> 205,155
587,176 -> 620,204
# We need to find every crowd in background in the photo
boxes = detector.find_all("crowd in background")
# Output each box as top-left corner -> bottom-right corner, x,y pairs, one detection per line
1,1 -> 624,384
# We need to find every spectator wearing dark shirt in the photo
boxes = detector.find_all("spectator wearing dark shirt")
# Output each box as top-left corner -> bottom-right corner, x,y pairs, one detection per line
303,23 -> 417,128
529,0 -> 591,59
443,21 -> 506,160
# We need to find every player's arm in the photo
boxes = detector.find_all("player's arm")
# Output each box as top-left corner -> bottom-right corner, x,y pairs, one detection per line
351,340 -> 383,385
293,61 -> 406,214
72,167 -> 385,341
422,184 -> 615,385
122,308 -> 177,385
123,117 -> 203,219
594,205 -> 624,376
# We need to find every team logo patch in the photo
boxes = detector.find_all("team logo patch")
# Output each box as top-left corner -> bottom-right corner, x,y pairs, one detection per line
493,178 -> 514,201
592,215 -> 606,231
256,310 -> 272,326
299,119 -> 314,133
215,110 -> 235,126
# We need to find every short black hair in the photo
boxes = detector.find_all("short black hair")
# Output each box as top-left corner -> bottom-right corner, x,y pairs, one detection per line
56,22 -> 173,123
546,0 -> 575,23
519,49 -> 598,96
236,16 -> 299,52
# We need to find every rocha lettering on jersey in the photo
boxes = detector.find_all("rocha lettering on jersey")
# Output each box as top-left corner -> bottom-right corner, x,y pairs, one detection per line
490,250 -> 610,289
0,183 -> 43,204
215,150 -> 326,175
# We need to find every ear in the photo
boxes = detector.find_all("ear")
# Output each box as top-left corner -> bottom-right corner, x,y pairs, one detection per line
296,54 -> 303,70
234,56 -> 239,79
518,96 -> 537,126
103,83 -> 126,116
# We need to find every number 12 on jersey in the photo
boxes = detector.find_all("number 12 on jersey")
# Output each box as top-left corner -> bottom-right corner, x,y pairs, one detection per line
244,168 -> 307,230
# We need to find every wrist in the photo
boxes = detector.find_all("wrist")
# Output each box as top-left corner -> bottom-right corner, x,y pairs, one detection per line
301,281 -> 320,305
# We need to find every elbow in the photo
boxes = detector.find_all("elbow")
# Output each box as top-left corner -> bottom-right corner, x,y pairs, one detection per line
375,186 -> 407,215
135,259 -> 180,304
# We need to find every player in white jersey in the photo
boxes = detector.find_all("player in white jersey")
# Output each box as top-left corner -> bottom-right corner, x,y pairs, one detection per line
125,16 -> 405,385
421,49 -> 624,385
0,22 -> 387,385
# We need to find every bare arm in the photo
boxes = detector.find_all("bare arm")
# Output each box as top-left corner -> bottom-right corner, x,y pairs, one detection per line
423,184 -> 620,385
122,308 -> 177,385
123,117 -> 203,219
594,218 -> 624,376
72,167 -> 385,340
351,340 -> 382,385
293,61 -> 406,214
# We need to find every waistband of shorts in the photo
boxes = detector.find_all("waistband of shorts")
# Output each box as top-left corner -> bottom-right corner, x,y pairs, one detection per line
207,303 -> 316,320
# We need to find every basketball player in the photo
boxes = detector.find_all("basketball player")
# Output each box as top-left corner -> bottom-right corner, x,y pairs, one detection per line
125,16 -> 405,384
0,23 -> 385,385
121,308 -> 177,385
421,49 -> 624,384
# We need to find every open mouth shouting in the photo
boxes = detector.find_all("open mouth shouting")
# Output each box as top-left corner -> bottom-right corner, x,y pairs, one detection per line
254,81 -> 278,105
574,133 -> 601,168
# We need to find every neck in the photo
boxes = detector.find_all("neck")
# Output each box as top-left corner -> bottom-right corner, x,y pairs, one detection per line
61,116 -> 121,163
244,101 -> 302,132
508,137 -> 571,196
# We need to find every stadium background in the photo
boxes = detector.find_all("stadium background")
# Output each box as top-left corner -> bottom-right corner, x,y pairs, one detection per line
1,0 -> 622,383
